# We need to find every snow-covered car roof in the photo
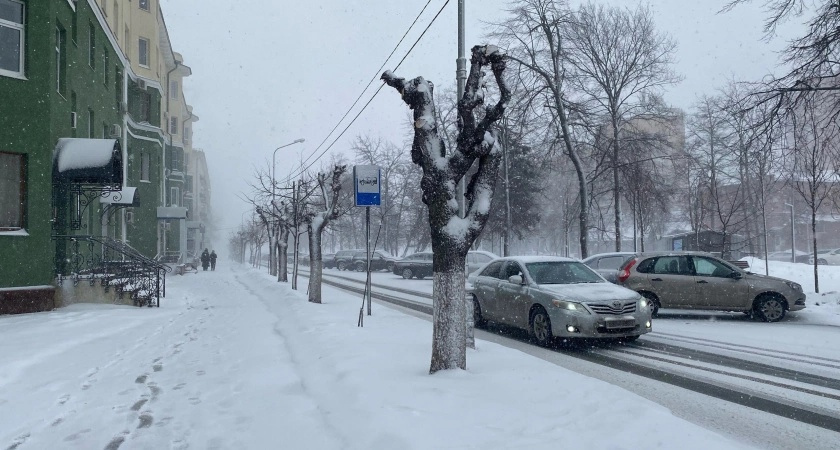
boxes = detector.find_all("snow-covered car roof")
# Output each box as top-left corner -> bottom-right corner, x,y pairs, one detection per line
500,255 -> 579,264
469,250 -> 500,258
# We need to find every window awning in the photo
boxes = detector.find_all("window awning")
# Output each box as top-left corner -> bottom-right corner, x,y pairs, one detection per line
100,187 -> 139,206
53,138 -> 122,186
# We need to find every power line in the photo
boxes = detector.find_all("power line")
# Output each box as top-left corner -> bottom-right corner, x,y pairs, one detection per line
292,0 -> 435,175
281,0 -> 452,184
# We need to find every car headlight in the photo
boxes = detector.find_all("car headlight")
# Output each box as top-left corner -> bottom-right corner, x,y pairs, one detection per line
785,281 -> 802,292
639,297 -> 648,308
551,299 -> 590,314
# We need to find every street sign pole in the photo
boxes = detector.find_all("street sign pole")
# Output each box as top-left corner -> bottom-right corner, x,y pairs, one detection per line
354,165 -> 381,327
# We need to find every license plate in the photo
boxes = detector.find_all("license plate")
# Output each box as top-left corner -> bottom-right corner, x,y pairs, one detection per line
604,318 -> 635,329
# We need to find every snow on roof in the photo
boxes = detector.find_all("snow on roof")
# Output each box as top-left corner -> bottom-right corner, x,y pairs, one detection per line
54,138 -> 119,172
505,255 -> 579,264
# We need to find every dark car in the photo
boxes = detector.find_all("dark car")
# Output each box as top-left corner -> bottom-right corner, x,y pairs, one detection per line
350,251 -> 397,272
393,252 -> 434,279
333,249 -> 364,271
582,252 -> 638,283
322,253 -> 336,269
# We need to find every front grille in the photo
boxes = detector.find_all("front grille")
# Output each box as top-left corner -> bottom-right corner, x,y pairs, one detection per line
586,301 -> 637,315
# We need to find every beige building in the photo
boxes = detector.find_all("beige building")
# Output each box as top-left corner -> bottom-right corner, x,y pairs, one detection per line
92,0 -> 212,260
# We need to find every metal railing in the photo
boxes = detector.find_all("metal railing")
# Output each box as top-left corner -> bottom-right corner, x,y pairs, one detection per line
53,235 -> 170,307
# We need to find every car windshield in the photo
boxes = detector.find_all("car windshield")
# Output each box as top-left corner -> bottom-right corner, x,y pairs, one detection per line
525,261 -> 604,284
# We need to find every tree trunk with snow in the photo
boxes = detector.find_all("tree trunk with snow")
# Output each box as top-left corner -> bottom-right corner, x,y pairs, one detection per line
382,45 -> 510,373
305,166 -> 347,303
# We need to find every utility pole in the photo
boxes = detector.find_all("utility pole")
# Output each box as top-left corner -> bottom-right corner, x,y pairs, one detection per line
456,0 -> 467,218
503,122 -> 511,257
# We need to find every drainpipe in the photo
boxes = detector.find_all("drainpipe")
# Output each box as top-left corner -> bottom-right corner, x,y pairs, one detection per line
162,61 -> 181,254
121,69 -> 129,243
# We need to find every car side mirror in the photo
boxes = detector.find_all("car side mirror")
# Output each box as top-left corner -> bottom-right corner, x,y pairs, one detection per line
729,271 -> 743,280
508,275 -> 524,285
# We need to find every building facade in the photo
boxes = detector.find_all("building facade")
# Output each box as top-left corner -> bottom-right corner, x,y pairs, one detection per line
0,0 -> 211,314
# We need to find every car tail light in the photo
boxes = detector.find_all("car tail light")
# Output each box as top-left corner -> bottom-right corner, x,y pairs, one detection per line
618,258 -> 637,284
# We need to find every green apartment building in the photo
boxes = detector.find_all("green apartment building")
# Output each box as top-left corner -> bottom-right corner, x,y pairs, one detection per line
0,0 -> 204,314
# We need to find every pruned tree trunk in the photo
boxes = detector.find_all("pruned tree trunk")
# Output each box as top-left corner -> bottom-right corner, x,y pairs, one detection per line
383,45 -> 510,373
306,166 -> 347,303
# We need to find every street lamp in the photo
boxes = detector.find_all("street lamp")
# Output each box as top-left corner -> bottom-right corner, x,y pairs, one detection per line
784,202 -> 795,263
272,139 -> 306,209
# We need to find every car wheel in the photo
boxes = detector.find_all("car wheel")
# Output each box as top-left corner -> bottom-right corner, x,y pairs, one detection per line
355,261 -> 366,272
818,258 -> 828,265
754,295 -> 786,322
338,261 -> 347,271
472,295 -> 485,328
402,268 -> 414,279
386,262 -> 395,272
641,292 -> 660,316
530,307 -> 554,347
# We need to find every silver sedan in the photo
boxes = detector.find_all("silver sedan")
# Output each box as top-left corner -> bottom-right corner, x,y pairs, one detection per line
469,256 -> 652,346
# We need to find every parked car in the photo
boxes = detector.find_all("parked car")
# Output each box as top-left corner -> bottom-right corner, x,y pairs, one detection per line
467,250 -> 499,274
469,256 -> 652,346
393,251 -> 500,279
350,250 -> 397,272
322,253 -> 336,269
333,249 -> 364,271
766,250 -> 809,263
393,252 -> 434,279
617,252 -> 806,322
807,248 -> 840,265
582,252 -> 638,283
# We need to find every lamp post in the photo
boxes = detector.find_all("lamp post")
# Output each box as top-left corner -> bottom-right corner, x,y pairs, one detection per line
272,138 -> 306,208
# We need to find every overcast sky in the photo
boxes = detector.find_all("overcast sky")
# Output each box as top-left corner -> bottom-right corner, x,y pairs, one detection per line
158,0 -> 803,240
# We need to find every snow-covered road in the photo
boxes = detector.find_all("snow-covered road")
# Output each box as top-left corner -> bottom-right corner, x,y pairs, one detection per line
1,263 -> 763,449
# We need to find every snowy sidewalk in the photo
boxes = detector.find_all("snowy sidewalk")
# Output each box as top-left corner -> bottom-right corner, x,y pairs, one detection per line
0,264 -> 749,449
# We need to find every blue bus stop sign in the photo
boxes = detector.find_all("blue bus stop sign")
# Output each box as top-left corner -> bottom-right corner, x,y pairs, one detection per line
354,165 -> 381,207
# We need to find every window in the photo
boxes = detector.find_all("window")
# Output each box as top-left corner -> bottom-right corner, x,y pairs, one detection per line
139,0 -> 150,12
170,81 -> 178,99
649,256 -> 692,276
170,116 -> 178,135
88,110 -> 94,138
55,25 -> 67,95
114,67 -> 121,107
598,255 -> 630,270
0,151 -> 26,230
138,37 -> 149,67
103,49 -> 109,85
140,153 -> 150,181
124,28 -> 129,55
480,261 -> 503,279
0,0 -> 25,78
101,0 -> 106,16
139,91 -> 151,122
170,187 -> 180,207
183,126 -> 190,144
692,257 -> 734,278
88,24 -> 95,69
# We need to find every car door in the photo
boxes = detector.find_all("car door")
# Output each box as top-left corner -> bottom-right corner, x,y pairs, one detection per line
473,261 -> 504,320
595,255 -> 630,283
496,261 -> 530,327
691,256 -> 751,310
642,255 -> 698,309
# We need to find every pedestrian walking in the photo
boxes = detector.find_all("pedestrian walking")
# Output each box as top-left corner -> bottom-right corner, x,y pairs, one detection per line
210,250 -> 218,271
200,248 -> 210,271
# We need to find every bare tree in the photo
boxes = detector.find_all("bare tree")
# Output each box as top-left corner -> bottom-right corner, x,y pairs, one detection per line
785,94 -> 839,292
490,0 -> 592,257
563,2 -> 679,251
302,165 -> 347,303
381,45 -> 510,373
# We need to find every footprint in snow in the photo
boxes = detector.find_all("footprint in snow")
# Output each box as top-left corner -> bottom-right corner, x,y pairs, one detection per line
135,374 -> 148,384
138,413 -> 154,429
130,399 -> 148,411
153,363 -> 163,372
103,431 -> 129,450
